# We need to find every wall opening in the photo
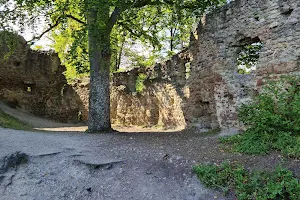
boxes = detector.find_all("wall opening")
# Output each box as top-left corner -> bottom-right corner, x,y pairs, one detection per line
185,62 -> 191,80
236,37 -> 263,74
13,61 -> 21,67
24,82 -> 35,94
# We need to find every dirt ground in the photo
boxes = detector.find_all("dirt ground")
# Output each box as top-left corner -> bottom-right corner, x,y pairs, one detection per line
0,102 -> 299,200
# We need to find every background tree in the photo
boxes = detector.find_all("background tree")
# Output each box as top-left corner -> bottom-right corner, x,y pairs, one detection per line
0,0 -> 226,132
52,3 -> 195,79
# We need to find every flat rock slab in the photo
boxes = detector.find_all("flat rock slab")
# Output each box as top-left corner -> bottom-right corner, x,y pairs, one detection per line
74,156 -> 123,169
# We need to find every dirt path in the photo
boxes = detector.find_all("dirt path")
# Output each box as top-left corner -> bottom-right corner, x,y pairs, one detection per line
0,101 -> 183,133
0,102 -> 299,200
0,128 -> 231,200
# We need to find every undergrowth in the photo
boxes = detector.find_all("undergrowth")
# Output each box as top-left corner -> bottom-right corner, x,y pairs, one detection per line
221,75 -> 300,158
0,109 -> 32,130
193,162 -> 300,200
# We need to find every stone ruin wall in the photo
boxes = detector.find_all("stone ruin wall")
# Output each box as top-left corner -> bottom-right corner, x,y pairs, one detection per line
0,34 -> 83,122
0,33 -> 190,127
1,0 -> 300,130
186,0 -> 300,129
73,49 -> 191,128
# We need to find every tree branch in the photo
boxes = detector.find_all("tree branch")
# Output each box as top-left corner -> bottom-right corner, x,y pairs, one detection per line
28,17 -> 62,43
66,14 -> 86,25
107,0 -> 162,33
107,7 -> 121,33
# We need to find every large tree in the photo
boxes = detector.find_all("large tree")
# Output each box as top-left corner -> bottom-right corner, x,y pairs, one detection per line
0,0 -> 225,132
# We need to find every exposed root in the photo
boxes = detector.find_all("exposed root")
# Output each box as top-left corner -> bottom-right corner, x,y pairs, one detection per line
0,152 -> 28,174
74,157 -> 123,170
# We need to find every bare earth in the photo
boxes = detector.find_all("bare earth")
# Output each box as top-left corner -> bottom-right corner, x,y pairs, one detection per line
0,102 -> 299,200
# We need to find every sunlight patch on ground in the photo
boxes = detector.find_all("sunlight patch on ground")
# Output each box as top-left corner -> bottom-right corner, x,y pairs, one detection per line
35,125 -> 185,133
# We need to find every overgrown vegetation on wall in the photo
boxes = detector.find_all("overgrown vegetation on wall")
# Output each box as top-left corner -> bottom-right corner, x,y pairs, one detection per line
221,75 -> 300,158
0,31 -> 19,60
135,73 -> 147,93
193,162 -> 300,200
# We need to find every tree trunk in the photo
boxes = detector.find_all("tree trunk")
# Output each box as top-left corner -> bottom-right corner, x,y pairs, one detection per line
170,27 -> 174,52
87,4 -> 112,132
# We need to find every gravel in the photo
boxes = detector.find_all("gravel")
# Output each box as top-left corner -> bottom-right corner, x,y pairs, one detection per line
0,128 -> 228,200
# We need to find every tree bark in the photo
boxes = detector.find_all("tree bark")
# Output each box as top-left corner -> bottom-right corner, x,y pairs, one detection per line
87,4 -> 112,132
170,27 -> 174,52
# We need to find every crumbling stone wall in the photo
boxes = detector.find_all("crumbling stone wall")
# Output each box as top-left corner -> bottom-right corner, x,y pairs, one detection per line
188,0 -> 300,129
0,32 -> 190,127
110,50 -> 190,128
73,49 -> 191,128
0,33 -> 83,122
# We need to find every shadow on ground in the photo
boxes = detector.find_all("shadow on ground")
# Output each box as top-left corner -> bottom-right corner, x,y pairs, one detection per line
0,101 -> 186,133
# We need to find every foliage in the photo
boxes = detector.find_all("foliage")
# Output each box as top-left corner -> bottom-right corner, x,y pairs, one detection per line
237,42 -> 263,74
124,45 -> 158,69
120,4 -> 196,53
0,109 -> 32,131
51,0 -> 222,76
52,13 -> 127,78
52,22 -> 90,80
193,162 -> 300,200
63,66 -> 89,83
0,31 -> 19,59
156,5 -> 196,53
221,75 -> 300,158
135,73 -> 147,93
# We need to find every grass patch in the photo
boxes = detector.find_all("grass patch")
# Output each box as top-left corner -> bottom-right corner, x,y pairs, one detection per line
220,132 -> 300,158
193,162 -> 300,200
0,109 -> 32,130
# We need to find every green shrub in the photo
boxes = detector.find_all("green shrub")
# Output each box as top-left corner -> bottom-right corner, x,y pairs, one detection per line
135,73 -> 147,93
193,162 -> 300,200
221,75 -> 300,157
